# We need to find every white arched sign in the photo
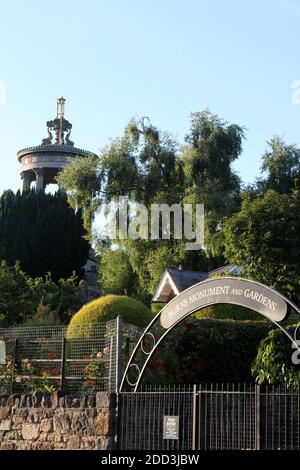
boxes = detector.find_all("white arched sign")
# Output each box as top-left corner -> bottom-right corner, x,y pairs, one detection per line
120,277 -> 300,392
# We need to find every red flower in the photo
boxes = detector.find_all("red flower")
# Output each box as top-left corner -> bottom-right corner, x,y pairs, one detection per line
7,338 -> 16,344
185,323 -> 193,329
86,378 -> 96,385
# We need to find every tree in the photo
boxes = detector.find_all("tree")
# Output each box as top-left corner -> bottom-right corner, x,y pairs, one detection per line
100,249 -> 138,297
0,261 -> 32,325
182,110 -> 244,257
57,117 -> 184,236
223,189 -> 300,301
0,261 -> 82,326
58,112 -> 244,300
0,190 -> 90,281
257,137 -> 300,195
54,155 -> 100,233
183,110 -> 243,191
252,324 -> 300,387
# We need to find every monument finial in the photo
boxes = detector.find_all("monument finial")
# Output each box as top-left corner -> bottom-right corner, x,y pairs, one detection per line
56,97 -> 66,120
57,97 -> 66,145
42,97 -> 74,147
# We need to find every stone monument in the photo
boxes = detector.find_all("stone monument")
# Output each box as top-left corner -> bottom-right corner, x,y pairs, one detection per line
18,97 -> 98,191
17,97 -> 100,301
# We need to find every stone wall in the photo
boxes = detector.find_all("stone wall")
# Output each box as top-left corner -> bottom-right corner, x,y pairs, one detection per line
0,391 -> 116,450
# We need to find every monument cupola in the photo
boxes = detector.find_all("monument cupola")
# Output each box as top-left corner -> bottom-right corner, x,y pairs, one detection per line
18,97 -> 97,191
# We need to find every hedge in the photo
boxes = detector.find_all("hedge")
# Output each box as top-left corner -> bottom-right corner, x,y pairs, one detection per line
192,303 -> 264,321
144,318 -> 271,384
67,295 -> 153,339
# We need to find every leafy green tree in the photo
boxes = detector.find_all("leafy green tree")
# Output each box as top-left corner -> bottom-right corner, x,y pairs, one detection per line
252,324 -> 300,386
0,190 -> 90,281
223,189 -> 300,301
0,261 -> 32,325
27,272 -> 83,323
183,110 -> 243,191
0,261 -> 82,326
54,155 -> 100,233
257,137 -> 300,195
57,117 -> 183,234
58,112 -> 244,299
182,110 -> 244,257
21,304 -> 61,327
100,249 -> 138,297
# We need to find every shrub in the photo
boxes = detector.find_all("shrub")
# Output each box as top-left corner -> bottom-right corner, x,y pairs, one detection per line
252,322 -> 300,386
144,318 -> 271,384
0,261 -> 82,327
151,303 -> 165,316
21,304 -> 61,327
67,295 -> 153,338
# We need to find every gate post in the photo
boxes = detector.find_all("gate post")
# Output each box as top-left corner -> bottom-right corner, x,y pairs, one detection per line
192,384 -> 197,450
11,338 -> 18,394
115,316 -> 123,392
255,384 -> 261,450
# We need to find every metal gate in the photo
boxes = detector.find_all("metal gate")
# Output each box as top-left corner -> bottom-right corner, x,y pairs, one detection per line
193,384 -> 257,450
117,384 -> 300,450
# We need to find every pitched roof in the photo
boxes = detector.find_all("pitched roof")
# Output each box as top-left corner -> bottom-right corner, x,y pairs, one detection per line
167,268 -> 208,293
152,268 -> 208,303
152,264 -> 241,303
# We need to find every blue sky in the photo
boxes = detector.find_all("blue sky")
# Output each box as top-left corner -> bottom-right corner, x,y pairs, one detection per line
0,0 -> 300,194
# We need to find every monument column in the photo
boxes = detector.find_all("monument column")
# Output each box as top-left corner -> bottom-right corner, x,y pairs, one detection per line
21,171 -> 31,190
35,168 -> 45,191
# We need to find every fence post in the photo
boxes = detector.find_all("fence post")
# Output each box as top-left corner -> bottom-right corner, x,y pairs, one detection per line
108,336 -> 114,392
192,384 -> 197,450
115,316 -> 123,392
60,337 -> 67,391
11,338 -> 18,394
255,384 -> 261,450
125,337 -> 130,365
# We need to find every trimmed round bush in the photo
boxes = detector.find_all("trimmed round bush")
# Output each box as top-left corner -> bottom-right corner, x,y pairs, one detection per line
67,295 -> 153,338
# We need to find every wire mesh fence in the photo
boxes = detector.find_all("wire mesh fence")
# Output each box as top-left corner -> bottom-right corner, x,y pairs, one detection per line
118,384 -> 300,450
0,318 -> 143,395
260,385 -> 300,450
194,383 -> 257,450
